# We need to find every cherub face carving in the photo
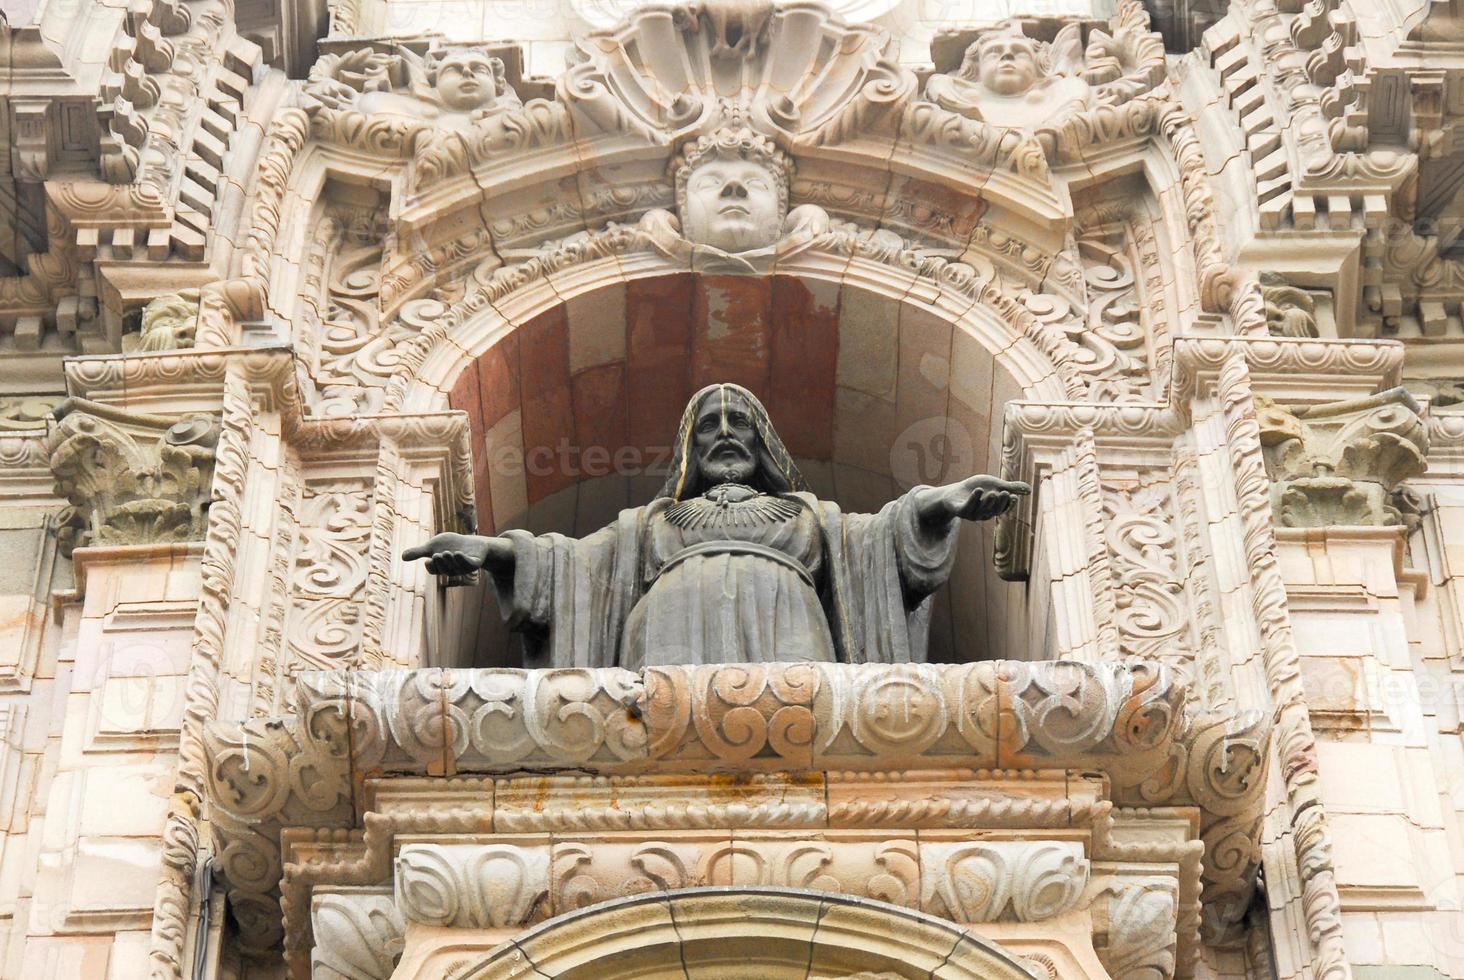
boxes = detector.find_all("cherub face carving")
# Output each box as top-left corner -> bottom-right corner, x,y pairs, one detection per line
433,51 -> 501,112
975,32 -> 1044,96
683,158 -> 782,251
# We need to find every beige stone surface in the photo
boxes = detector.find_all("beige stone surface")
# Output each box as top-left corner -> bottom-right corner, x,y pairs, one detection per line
6,0 -> 1464,976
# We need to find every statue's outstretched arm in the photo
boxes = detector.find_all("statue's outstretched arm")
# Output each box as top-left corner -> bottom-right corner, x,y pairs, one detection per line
402,532 -> 515,577
912,474 -> 1030,526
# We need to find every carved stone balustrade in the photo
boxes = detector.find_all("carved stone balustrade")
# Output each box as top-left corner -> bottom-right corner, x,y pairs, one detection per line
1256,386 -> 1429,527
203,659 -> 1266,978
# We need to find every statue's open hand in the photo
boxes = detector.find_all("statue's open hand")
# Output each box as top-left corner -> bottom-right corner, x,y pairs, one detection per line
920,475 -> 1031,525
401,533 -> 513,576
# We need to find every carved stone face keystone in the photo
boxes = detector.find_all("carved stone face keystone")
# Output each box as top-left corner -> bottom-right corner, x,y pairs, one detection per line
682,158 -> 782,252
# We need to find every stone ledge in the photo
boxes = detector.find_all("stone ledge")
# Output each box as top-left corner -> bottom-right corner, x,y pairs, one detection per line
203,659 -> 1267,961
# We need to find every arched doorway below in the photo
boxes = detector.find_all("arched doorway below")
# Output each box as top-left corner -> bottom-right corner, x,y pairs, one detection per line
402,887 -> 1045,980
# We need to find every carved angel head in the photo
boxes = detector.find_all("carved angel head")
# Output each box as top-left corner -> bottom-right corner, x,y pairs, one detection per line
672,128 -> 793,252
427,48 -> 512,114
959,21 -> 1084,97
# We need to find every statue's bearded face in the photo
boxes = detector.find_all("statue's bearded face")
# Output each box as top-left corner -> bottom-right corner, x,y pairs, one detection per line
692,389 -> 759,488
435,53 -> 498,112
976,35 -> 1042,96
683,158 -> 782,252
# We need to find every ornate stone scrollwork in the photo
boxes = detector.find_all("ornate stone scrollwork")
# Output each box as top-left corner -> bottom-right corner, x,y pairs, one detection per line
284,480 -> 374,674
1103,480 -> 1195,677
395,843 -> 551,929
920,840 -> 1089,923
1256,386 -> 1429,527
205,658 -> 1264,956
311,891 -> 404,980
47,397 -> 219,554
1095,878 -> 1179,980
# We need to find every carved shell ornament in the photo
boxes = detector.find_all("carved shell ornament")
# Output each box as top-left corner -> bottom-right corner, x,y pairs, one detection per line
569,0 -> 914,140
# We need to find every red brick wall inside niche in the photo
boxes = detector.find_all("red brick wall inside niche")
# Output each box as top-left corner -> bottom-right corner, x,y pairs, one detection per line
446,273 -> 841,533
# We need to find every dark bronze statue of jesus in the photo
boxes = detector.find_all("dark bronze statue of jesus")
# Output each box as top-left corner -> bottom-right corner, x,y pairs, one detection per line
406,383 -> 1028,669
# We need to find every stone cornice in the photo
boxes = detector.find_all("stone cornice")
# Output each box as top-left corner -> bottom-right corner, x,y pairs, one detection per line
204,659 -> 1267,957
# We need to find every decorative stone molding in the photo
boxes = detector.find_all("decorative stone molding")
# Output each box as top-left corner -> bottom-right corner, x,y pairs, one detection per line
388,836 -> 1094,933
310,891 -> 404,980
205,660 -> 1266,958
47,397 -> 219,554
1256,387 -> 1428,527
379,219 -> 1164,419
920,841 -> 1088,923
1095,878 -> 1179,980
1218,354 -> 1350,974
277,770 -> 1203,977
395,843 -> 550,929
448,888 -> 1043,980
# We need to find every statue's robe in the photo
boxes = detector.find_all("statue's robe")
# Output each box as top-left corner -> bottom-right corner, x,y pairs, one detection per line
490,489 -> 959,669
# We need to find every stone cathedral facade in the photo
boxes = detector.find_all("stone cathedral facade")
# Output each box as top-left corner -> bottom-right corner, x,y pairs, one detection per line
1,0 -> 1463,976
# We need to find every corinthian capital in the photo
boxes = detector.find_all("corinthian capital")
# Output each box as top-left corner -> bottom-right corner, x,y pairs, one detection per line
47,398 -> 219,554
1256,386 -> 1428,528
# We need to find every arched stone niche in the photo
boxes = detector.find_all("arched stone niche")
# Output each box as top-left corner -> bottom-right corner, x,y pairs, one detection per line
407,887 -> 1046,980
422,262 -> 1064,668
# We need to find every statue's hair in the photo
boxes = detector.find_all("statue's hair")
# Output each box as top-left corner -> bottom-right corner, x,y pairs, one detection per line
671,127 -> 793,218
659,383 -> 809,501
959,21 -> 1049,80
